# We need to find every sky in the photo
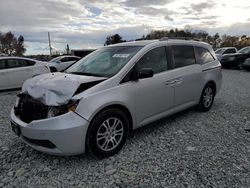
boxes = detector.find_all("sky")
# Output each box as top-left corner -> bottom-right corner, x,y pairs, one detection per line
0,0 -> 250,55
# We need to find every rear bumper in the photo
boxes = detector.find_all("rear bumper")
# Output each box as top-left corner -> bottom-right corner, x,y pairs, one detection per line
10,108 -> 89,156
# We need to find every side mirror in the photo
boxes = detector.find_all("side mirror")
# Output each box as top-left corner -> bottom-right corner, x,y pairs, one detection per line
57,60 -> 61,64
136,68 -> 154,79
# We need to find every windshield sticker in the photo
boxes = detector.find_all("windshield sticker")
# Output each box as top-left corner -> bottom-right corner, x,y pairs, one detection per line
112,54 -> 130,58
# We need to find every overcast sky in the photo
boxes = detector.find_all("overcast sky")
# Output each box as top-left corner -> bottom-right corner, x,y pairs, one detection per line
0,0 -> 250,55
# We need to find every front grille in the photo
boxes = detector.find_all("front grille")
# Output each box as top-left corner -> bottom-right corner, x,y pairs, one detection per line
15,94 -> 49,123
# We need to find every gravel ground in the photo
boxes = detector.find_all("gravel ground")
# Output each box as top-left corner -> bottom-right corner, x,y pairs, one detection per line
0,69 -> 250,188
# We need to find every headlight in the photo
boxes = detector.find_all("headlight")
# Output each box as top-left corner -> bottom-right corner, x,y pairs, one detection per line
47,100 -> 80,118
67,100 -> 80,112
47,106 -> 63,118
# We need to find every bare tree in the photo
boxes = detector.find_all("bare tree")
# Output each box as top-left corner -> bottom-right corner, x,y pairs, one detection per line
0,31 -> 26,56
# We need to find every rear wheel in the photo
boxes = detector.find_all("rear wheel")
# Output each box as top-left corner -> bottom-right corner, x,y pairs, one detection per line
86,108 -> 129,159
199,83 -> 215,111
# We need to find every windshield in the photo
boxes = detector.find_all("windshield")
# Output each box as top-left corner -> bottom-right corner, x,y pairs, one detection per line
215,49 -> 224,54
238,47 -> 250,54
49,56 -> 62,63
66,46 -> 142,77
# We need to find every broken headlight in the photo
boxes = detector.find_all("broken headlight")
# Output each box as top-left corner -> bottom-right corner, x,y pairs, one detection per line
67,99 -> 80,112
47,100 -> 80,118
47,106 -> 65,118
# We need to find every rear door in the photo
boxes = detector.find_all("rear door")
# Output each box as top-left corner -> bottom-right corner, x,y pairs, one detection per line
170,45 -> 203,107
0,59 -> 10,90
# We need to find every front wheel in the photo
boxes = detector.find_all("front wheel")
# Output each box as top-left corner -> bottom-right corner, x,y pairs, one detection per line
86,108 -> 129,159
199,83 -> 215,111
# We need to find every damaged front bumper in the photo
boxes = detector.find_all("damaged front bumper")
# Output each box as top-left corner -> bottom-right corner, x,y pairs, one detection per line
10,108 -> 89,156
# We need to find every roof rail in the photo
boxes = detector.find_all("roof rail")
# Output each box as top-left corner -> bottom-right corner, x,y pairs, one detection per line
159,37 -> 200,41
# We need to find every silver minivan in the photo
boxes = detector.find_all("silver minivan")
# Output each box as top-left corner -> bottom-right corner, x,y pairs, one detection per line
10,39 -> 222,158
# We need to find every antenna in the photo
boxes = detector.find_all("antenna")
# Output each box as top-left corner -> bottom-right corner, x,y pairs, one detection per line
48,32 -> 52,56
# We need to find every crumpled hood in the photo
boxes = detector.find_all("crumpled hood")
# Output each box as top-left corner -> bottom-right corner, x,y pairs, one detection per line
22,72 -> 106,106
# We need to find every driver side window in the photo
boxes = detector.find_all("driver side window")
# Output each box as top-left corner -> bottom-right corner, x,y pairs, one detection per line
136,47 -> 168,74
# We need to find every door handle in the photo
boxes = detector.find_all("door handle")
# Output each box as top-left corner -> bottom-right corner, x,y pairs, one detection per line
175,78 -> 183,85
165,80 -> 176,85
165,78 -> 183,86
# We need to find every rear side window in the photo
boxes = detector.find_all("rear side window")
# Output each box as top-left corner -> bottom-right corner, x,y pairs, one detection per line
25,60 -> 35,66
172,45 -> 196,68
224,48 -> 236,54
6,59 -> 20,68
6,59 -> 35,69
60,58 -> 68,62
136,46 -> 168,74
196,47 -> 215,64
67,57 -> 79,61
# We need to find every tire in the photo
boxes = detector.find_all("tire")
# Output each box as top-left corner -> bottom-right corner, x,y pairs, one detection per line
86,108 -> 129,159
199,83 -> 215,111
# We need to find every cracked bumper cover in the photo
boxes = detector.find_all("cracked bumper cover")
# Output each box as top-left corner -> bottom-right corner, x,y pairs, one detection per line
10,108 -> 89,156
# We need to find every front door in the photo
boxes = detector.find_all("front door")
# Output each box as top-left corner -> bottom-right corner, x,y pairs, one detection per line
131,46 -> 175,126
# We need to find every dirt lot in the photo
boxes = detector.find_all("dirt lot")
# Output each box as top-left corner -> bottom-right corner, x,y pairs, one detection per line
0,69 -> 250,187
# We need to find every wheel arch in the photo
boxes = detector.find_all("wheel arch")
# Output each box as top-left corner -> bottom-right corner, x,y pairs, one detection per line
89,104 -> 134,135
205,80 -> 217,94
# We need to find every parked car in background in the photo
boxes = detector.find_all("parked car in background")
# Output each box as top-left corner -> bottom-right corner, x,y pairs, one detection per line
48,55 -> 80,72
11,39 -> 222,158
238,46 -> 250,62
0,57 -> 50,90
216,46 -> 250,68
215,47 -> 239,68
215,47 -> 237,61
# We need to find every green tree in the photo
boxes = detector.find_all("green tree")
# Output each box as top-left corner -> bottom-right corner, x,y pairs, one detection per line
104,34 -> 125,46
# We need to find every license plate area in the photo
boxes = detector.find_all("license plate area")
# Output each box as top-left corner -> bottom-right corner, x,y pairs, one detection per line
11,122 -> 21,136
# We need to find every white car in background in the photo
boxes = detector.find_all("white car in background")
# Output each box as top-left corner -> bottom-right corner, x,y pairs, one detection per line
0,57 -> 50,90
48,55 -> 80,72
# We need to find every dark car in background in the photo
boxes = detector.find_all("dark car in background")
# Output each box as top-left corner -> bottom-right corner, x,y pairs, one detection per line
239,47 -> 250,70
216,46 -> 250,68
215,47 -> 237,62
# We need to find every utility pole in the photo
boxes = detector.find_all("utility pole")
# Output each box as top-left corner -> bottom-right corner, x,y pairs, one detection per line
48,32 -> 52,56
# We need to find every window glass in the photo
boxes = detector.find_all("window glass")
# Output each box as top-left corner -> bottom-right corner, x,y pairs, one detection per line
224,49 -> 236,54
172,45 -> 196,68
238,47 -> 250,54
6,59 -> 33,69
215,48 -> 223,54
25,60 -> 35,66
136,47 -> 167,74
61,58 -> 68,62
6,59 -> 20,68
0,60 -> 7,69
68,57 -> 79,61
49,56 -> 61,63
66,46 -> 142,77
196,47 -> 215,64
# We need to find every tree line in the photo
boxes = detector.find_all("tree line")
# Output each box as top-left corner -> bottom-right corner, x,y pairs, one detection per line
105,29 -> 250,50
0,31 -> 26,56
